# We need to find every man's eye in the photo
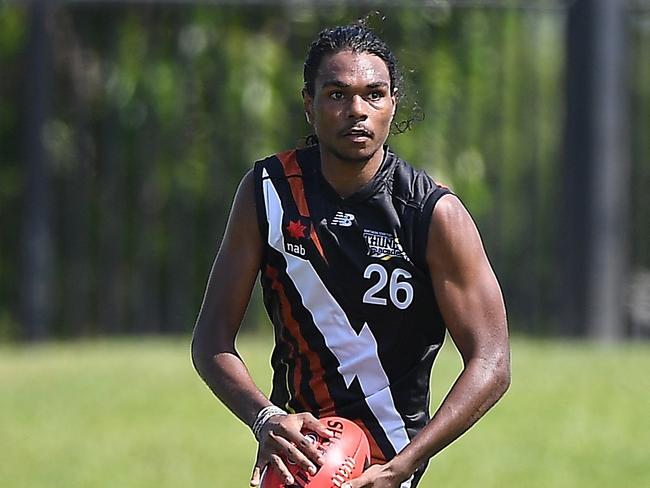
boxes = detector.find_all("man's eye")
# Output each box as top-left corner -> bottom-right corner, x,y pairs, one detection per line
368,91 -> 384,101
330,91 -> 344,100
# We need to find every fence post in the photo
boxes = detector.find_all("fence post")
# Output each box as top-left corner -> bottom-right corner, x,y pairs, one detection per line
563,0 -> 630,340
20,1 -> 52,341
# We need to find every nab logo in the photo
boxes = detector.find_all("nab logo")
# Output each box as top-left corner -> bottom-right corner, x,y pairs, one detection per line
285,219 -> 308,259
331,211 -> 355,227
285,242 -> 306,257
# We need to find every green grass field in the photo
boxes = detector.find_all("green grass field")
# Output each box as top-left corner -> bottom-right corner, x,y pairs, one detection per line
1,335 -> 648,487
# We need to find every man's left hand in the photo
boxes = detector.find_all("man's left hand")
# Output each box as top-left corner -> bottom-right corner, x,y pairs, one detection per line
341,463 -> 402,488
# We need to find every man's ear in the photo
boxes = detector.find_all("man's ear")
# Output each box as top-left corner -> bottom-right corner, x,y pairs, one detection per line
302,89 -> 314,125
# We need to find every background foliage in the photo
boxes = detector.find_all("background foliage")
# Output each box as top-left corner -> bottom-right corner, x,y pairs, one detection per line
0,1 -> 649,340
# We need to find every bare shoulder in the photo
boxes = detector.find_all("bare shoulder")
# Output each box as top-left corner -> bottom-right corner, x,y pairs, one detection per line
225,168 -> 258,228
240,167 -> 255,189
427,194 -> 486,274
430,194 -> 478,236
234,168 -> 256,208
219,167 -> 261,256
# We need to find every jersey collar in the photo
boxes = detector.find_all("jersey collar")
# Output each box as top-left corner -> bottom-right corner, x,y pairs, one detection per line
301,144 -> 396,204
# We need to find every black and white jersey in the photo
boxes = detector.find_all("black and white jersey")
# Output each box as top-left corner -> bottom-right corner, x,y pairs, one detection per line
253,145 -> 450,481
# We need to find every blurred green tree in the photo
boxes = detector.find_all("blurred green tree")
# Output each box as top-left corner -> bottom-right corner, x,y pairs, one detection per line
1,1 -> 647,340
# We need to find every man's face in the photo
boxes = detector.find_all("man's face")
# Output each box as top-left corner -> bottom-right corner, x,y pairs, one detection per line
303,50 -> 396,164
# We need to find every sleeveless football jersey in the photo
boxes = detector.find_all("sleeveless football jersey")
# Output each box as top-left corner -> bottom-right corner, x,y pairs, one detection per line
253,145 -> 450,480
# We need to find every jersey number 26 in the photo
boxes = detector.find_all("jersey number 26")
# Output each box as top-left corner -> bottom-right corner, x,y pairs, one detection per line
362,263 -> 413,309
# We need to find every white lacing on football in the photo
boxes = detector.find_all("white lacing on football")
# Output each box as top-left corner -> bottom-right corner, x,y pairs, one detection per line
252,405 -> 287,441
332,457 -> 357,487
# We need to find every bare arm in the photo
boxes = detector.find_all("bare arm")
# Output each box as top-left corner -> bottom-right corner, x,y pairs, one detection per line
192,172 -> 270,426
191,170 -> 329,486
346,194 -> 511,488
191,169 -> 269,427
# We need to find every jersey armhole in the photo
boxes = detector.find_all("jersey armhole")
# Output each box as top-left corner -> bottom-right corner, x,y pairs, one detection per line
253,161 -> 270,266
415,185 -> 453,271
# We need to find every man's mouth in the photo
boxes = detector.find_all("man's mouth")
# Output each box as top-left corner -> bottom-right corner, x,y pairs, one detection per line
342,126 -> 373,140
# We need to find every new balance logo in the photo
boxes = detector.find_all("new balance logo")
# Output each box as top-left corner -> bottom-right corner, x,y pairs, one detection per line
331,211 -> 355,227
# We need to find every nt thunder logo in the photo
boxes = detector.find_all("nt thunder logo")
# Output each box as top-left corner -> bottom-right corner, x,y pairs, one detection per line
363,229 -> 410,262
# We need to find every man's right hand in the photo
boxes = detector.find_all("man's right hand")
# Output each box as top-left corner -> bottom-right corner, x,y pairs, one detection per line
249,412 -> 332,487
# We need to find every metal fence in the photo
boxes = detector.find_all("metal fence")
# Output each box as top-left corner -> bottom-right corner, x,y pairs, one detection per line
1,0 -> 648,340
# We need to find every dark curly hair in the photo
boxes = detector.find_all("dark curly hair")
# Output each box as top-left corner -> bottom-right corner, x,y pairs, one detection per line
302,22 -> 416,146
303,23 -> 402,100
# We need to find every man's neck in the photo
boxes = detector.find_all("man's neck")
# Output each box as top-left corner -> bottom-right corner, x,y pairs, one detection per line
319,146 -> 385,199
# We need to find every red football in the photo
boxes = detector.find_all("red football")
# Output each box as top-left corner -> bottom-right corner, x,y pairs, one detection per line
260,416 -> 370,488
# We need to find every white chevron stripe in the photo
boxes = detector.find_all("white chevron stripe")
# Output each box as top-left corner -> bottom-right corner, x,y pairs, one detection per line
262,168 -> 413,488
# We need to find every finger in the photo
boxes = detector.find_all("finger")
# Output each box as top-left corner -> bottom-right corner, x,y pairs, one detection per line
275,427 -> 324,466
264,426 -> 317,466
250,449 -> 267,488
269,453 -> 294,485
270,431 -> 318,475
294,431 -> 325,466
270,421 -> 322,464
344,466 -> 375,488
249,466 -> 261,487
341,480 -> 362,488
301,413 -> 332,438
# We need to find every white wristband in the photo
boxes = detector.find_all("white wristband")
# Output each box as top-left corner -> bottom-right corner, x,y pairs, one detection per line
252,405 -> 287,441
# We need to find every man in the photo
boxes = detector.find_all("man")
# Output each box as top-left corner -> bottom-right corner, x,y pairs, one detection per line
192,23 -> 510,488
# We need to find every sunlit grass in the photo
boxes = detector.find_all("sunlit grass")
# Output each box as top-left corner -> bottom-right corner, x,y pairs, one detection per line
0,335 -> 648,487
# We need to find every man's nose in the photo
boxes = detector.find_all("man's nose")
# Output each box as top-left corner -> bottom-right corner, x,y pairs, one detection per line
348,95 -> 367,118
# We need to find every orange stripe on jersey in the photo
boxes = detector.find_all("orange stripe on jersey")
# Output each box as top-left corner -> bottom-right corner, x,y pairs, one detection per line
276,150 -> 327,261
309,225 -> 326,261
276,150 -> 308,215
266,264 -> 308,412
266,264 -> 334,414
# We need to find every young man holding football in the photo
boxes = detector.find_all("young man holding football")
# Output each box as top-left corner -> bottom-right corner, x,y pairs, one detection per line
192,23 -> 510,488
